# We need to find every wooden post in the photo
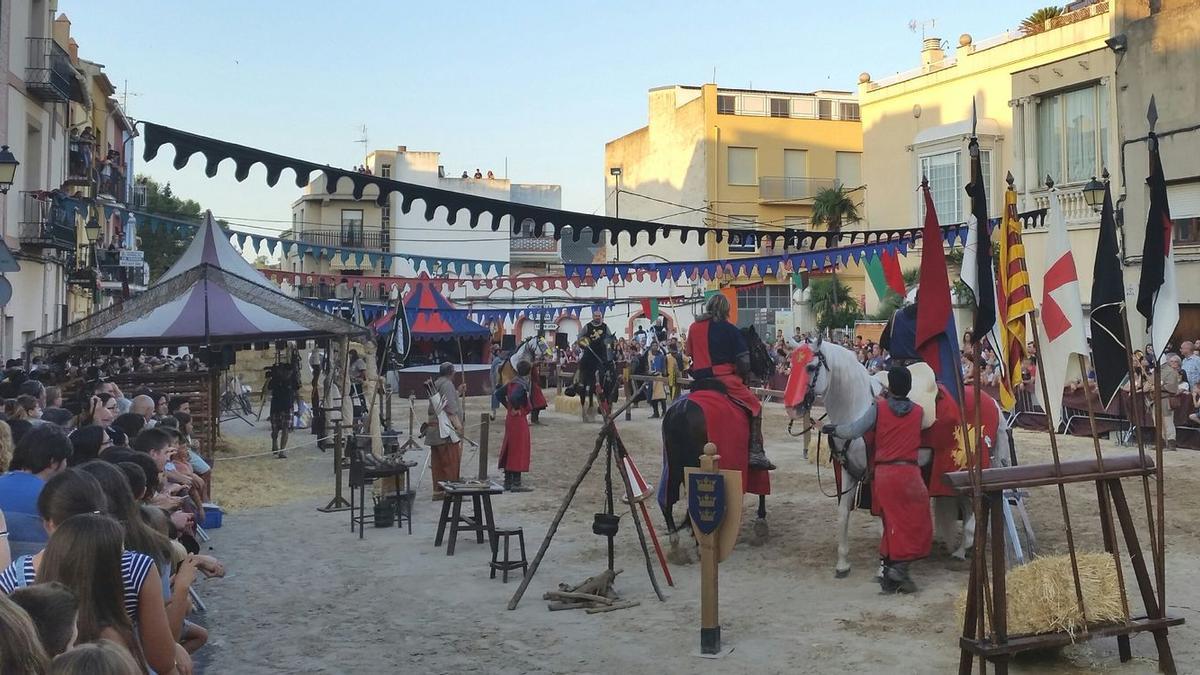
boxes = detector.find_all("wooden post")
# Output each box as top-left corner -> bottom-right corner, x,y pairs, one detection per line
697,442 -> 721,655
477,412 -> 490,480
317,418 -> 351,512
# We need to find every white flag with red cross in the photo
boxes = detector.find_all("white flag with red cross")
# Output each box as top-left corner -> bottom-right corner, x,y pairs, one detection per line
1036,187 -> 1089,427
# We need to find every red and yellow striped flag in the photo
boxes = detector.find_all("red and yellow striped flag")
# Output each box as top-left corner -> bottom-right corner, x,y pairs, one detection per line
997,185 -> 1035,410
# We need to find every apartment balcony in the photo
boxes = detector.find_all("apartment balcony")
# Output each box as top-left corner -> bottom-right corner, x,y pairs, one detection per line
296,228 -> 389,250
18,192 -> 76,251
25,38 -> 74,102
97,259 -> 150,294
758,176 -> 840,203
510,233 -> 559,263
1025,185 -> 1099,228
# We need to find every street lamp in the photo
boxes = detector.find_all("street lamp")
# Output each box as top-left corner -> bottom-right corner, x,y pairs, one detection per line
85,215 -> 102,241
610,167 -> 622,261
1082,170 -> 1108,213
0,146 -> 20,194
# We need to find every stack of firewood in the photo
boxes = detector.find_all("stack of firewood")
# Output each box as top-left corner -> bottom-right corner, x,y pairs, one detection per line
544,569 -> 640,614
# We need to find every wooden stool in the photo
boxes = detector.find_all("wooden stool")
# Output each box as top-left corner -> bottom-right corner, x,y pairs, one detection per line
434,481 -> 503,556
489,527 -> 528,583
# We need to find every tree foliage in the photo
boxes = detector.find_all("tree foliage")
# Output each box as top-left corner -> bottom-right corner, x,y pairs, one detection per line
135,176 -> 204,280
1020,6 -> 1064,34
811,186 -> 861,243
809,276 -> 862,332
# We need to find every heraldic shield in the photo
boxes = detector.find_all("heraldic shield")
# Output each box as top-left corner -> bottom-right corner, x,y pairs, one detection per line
687,472 -> 726,536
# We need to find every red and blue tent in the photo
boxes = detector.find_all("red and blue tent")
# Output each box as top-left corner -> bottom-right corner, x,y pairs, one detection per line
372,277 -> 490,342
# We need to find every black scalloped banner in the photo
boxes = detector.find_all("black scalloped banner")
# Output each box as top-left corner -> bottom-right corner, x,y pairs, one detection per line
141,122 -> 1046,249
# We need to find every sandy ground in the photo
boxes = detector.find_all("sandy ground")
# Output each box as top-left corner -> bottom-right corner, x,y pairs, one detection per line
190,396 -> 1200,674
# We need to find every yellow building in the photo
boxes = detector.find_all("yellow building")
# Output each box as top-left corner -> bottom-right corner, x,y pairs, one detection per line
604,83 -> 864,333
857,1 -> 1115,314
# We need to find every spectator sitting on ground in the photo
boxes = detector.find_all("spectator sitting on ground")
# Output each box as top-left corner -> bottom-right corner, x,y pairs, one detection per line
171,413 -> 210,499
35,513 -> 185,674
129,395 -> 156,427
67,426 -> 109,467
110,413 -> 144,441
7,419 -> 32,446
9,581 -> 78,659
50,639 -> 143,674
76,459 -> 217,654
0,593 -> 48,674
0,425 -> 73,557
167,397 -> 189,416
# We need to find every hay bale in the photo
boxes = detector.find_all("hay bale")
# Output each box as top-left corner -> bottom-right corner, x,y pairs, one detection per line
555,394 -> 581,414
957,553 -> 1126,638
807,441 -> 830,466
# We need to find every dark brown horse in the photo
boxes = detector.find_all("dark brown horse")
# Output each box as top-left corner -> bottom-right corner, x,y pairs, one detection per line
658,326 -> 775,553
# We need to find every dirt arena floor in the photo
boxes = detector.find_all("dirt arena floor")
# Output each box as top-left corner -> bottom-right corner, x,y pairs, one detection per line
192,396 -> 1199,674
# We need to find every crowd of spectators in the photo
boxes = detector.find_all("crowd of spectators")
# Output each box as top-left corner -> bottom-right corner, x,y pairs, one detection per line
0,355 -> 221,673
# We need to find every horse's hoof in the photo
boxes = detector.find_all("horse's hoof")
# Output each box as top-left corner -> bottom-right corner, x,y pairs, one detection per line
834,568 -> 851,579
667,546 -> 694,566
749,518 -> 768,546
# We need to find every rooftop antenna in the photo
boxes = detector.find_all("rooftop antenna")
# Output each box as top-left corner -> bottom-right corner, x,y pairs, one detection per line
119,79 -> 141,114
908,18 -> 936,39
354,124 -> 369,159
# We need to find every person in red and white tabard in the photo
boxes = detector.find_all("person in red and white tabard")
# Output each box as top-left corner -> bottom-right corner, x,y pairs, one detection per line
825,367 -> 932,593
498,361 -> 534,492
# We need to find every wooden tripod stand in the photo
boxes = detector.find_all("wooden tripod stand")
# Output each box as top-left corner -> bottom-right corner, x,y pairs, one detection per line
948,454 -> 1181,674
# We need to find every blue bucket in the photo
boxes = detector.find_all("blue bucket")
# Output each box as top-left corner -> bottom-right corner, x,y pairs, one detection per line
202,504 -> 224,529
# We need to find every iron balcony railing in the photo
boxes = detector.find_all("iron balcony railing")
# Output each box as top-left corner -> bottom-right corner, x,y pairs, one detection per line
758,176 -> 840,202
26,38 -> 74,102
296,228 -> 389,250
18,192 -> 76,251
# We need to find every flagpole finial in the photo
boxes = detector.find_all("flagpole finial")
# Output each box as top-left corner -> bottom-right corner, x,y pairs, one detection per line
1147,95 -> 1158,133
1102,167 -> 1110,182
971,97 -> 978,138
1045,174 -> 1055,190
920,174 -> 929,190
1005,171 -> 1015,189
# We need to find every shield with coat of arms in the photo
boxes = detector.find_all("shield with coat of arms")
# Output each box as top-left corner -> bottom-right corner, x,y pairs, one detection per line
687,472 -> 726,535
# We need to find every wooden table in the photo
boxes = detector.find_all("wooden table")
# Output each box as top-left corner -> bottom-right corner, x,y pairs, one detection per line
434,481 -> 504,556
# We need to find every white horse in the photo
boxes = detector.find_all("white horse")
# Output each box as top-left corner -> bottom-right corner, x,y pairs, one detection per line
499,335 -> 550,385
787,338 -> 1009,578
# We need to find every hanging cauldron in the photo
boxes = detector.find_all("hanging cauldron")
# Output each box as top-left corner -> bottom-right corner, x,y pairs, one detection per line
592,512 -> 620,537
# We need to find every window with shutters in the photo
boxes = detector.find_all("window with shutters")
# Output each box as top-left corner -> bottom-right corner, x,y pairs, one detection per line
717,95 -> 736,115
839,102 -> 860,121
770,98 -> 790,118
1169,181 -> 1200,246
818,99 -> 833,120
727,147 -> 758,186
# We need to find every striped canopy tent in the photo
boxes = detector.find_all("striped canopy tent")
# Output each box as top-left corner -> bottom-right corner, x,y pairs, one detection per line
372,276 -> 490,342
32,211 -> 366,349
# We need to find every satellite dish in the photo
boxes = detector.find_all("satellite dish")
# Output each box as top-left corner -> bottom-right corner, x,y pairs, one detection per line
0,277 -> 12,306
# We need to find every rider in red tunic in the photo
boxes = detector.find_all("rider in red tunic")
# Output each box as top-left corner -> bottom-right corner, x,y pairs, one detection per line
826,367 -> 932,593
499,361 -> 534,492
685,293 -> 775,470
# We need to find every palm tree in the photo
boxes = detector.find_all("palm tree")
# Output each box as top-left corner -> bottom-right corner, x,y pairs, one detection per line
811,186 -> 861,247
808,276 -> 861,333
1020,6 -> 1063,35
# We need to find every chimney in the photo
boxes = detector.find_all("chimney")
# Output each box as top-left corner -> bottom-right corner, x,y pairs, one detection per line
921,37 -> 945,66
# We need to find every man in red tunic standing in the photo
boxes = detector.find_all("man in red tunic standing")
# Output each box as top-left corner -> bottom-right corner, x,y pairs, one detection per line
498,360 -> 533,492
825,367 -> 932,592
686,293 -> 775,470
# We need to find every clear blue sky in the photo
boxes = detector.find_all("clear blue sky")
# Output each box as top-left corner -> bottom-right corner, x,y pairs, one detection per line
63,1 -> 1049,233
